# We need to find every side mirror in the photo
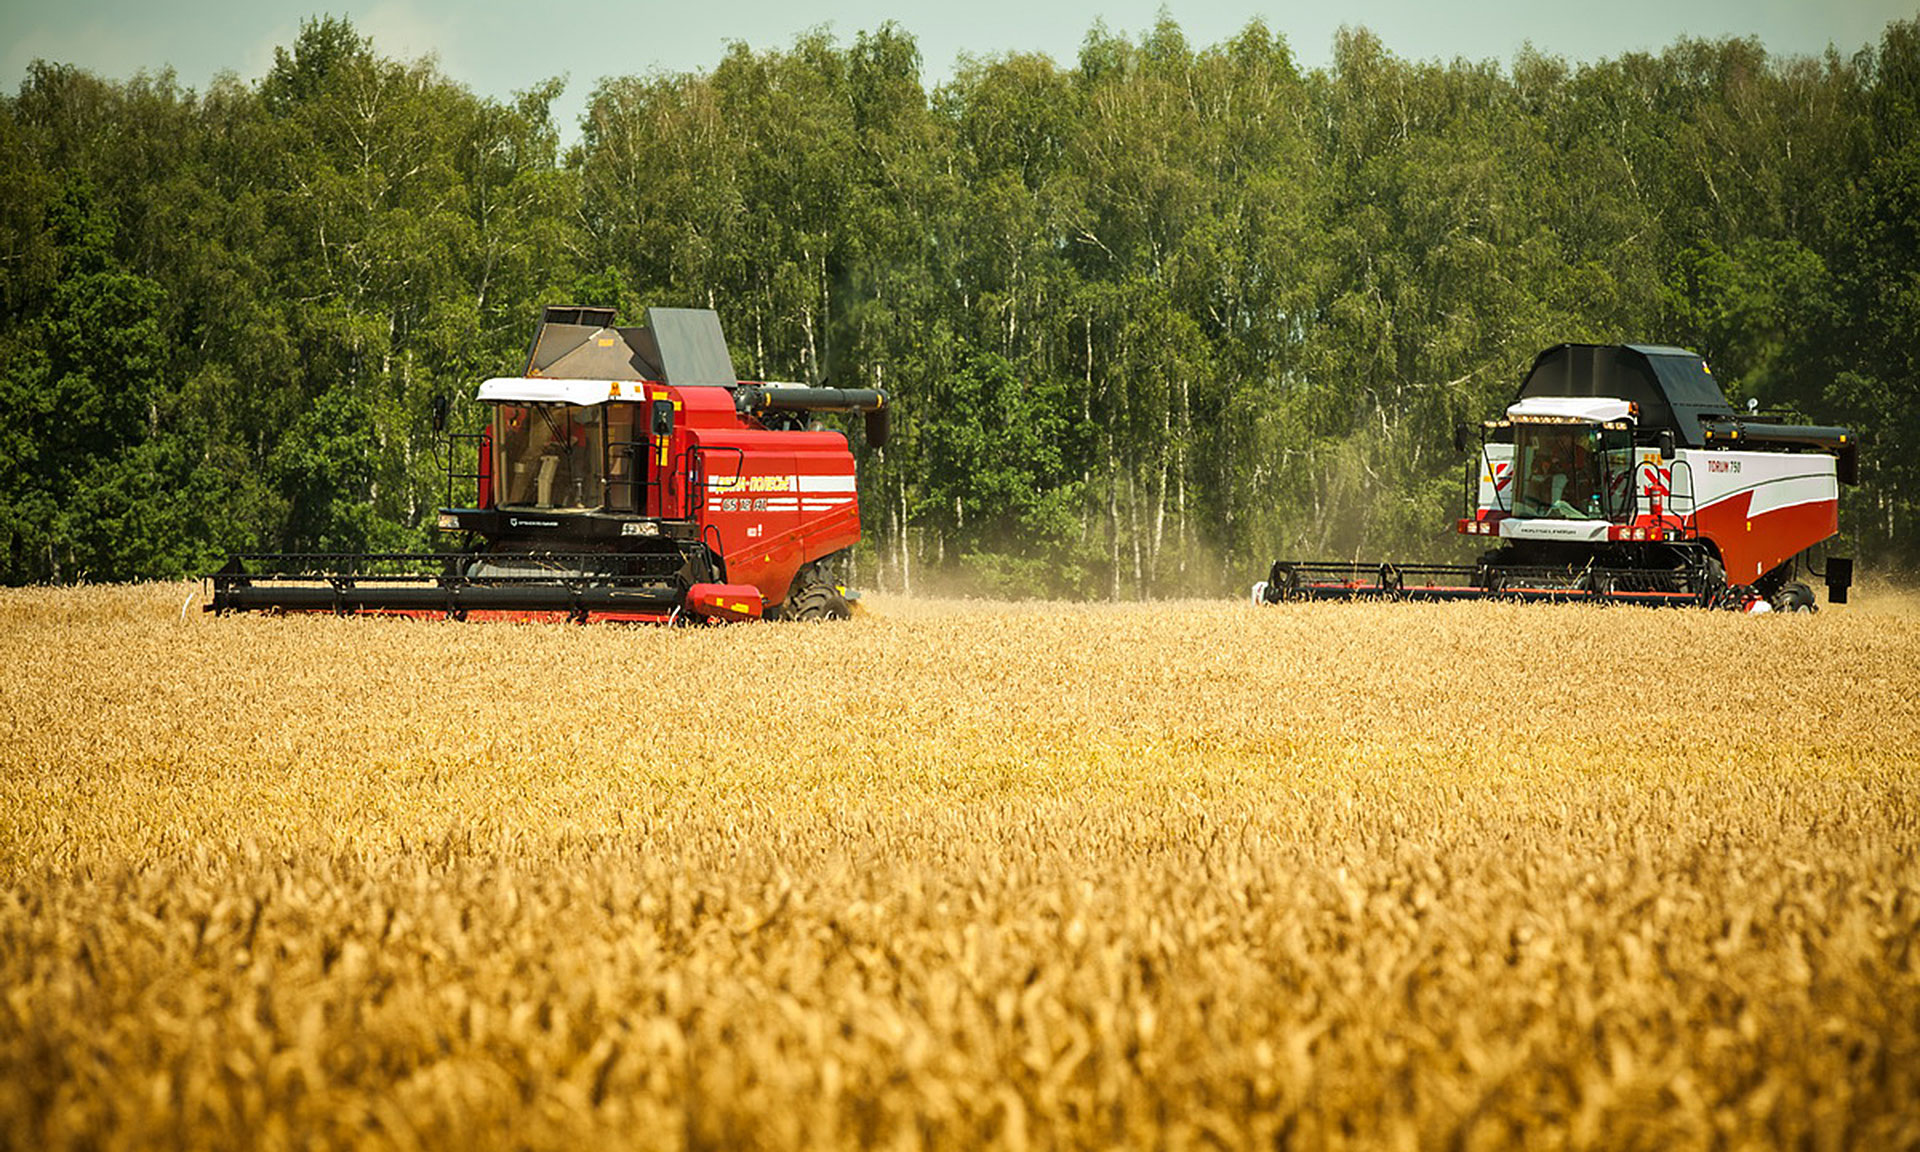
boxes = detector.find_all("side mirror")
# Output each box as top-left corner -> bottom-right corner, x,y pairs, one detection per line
1452,423 -> 1471,454
430,395 -> 449,433
865,406 -> 890,450
1657,430 -> 1676,462
651,399 -> 675,437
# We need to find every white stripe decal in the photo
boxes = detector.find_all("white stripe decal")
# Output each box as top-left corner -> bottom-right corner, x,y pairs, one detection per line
704,490 -> 856,512
1695,475 -> 1838,517
1746,477 -> 1839,517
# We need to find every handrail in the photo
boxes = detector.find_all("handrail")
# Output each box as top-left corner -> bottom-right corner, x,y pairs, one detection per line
693,444 -> 745,503
443,430 -> 487,510
691,445 -> 746,569
1666,457 -> 1699,537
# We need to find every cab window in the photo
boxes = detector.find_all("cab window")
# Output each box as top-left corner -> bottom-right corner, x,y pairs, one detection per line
495,403 -> 607,510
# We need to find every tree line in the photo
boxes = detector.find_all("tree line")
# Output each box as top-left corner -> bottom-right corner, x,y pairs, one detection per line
2,14 -> 1914,594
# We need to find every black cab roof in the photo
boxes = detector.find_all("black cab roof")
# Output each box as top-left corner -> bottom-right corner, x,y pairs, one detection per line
1515,343 -> 1734,447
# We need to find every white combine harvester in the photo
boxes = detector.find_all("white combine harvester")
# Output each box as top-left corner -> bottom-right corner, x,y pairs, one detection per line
1255,343 -> 1856,609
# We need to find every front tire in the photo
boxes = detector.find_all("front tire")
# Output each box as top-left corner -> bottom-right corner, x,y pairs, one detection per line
1770,581 -> 1818,613
1690,553 -> 1728,606
779,561 -> 853,621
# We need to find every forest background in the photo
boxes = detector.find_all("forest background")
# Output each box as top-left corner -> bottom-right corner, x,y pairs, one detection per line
2,14 -> 1915,597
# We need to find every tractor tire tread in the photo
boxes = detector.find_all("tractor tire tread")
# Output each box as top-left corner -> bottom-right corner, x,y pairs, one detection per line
783,565 -> 852,621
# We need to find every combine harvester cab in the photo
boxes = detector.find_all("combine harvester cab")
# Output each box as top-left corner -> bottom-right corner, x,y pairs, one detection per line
1257,343 -> 1857,608
208,306 -> 888,623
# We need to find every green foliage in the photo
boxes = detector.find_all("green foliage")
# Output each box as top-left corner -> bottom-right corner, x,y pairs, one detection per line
1,14 -> 1916,588
915,348 -> 1090,595
270,386 -> 408,553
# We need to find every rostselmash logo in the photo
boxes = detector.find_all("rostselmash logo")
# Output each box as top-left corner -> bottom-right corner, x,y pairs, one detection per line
508,518 -> 559,529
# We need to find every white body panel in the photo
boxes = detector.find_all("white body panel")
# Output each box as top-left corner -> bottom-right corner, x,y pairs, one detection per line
1500,518 -> 1613,542
1476,442 -> 1516,513
1472,430 -> 1836,528
1665,449 -> 1839,521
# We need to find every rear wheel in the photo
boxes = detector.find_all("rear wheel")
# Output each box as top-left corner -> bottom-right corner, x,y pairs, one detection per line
780,561 -> 852,621
1770,581 -> 1818,613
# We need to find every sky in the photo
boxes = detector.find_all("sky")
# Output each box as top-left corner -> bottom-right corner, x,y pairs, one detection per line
4,0 -> 1914,144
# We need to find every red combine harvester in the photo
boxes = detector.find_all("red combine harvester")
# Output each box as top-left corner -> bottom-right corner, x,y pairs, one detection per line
208,306 -> 888,622
1255,344 -> 1857,609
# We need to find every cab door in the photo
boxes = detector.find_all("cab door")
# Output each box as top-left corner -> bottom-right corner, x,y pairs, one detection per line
604,402 -> 640,513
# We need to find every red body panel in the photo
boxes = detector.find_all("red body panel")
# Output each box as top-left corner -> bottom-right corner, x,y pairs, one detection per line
685,583 -> 765,620
663,386 -> 862,607
1688,488 -> 1840,585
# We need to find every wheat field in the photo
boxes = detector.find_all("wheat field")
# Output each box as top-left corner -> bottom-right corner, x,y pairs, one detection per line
1,582 -> 1917,1150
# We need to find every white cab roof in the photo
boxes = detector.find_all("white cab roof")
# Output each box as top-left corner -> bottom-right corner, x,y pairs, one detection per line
475,377 -> 650,405
1506,395 -> 1633,423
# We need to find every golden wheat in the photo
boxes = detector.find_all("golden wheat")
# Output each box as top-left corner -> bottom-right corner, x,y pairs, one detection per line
2,582 -> 1917,1150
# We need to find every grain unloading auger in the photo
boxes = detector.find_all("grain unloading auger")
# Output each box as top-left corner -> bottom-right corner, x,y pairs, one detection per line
208,305 -> 888,623
1255,344 -> 1858,611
